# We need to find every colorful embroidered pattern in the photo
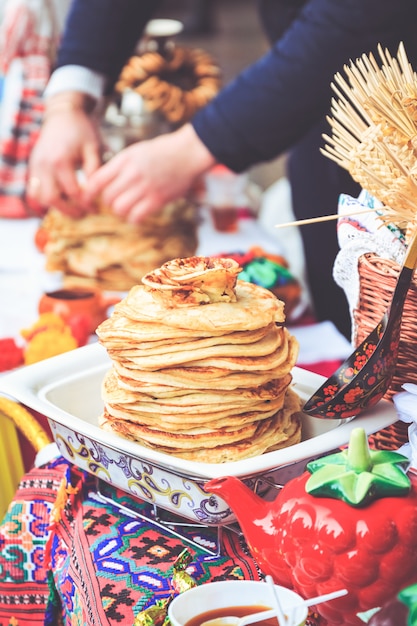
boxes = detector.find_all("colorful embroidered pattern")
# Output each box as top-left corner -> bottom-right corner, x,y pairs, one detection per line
0,459 -> 321,626
0,459 -> 68,625
49,471 -> 259,626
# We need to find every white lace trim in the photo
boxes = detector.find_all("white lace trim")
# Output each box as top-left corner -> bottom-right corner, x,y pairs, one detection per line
333,190 -> 406,343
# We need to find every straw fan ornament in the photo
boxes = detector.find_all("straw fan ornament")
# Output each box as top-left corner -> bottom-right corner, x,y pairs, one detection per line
322,43 -> 417,400
322,42 -> 417,238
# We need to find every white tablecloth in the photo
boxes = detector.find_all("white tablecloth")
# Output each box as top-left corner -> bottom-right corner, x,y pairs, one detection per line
0,217 -> 62,338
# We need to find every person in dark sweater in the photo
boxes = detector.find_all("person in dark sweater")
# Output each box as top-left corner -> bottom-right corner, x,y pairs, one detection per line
27,0 -> 417,338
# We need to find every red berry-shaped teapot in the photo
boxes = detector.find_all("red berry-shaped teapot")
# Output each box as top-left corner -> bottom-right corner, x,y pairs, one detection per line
205,428 -> 417,625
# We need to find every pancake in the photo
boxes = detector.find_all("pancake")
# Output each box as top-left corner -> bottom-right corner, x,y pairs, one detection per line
113,359 -> 297,390
98,318 -> 274,354
111,355 -> 298,403
117,280 -> 285,331
103,367 -> 291,403
141,256 -> 241,305
107,326 -> 285,371
66,236 -> 157,277
106,392 -> 286,418
42,200 -> 198,291
96,311 -> 233,343
99,387 -> 302,463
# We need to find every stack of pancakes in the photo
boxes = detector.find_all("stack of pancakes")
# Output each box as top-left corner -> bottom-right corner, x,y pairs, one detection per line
40,199 -> 197,291
96,257 -> 302,463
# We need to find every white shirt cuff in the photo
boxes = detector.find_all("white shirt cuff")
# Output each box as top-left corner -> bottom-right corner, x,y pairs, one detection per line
44,65 -> 107,101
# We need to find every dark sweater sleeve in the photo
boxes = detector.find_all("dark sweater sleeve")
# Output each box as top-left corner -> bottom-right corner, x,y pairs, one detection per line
192,0 -> 417,172
55,0 -> 162,91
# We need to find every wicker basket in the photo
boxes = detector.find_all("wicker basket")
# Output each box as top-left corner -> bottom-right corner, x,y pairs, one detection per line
354,252 -> 417,399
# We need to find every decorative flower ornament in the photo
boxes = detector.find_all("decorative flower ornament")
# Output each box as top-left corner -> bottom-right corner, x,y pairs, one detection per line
116,46 -> 222,126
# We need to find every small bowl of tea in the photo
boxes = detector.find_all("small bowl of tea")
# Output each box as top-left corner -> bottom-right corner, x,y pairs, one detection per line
168,580 -> 307,626
38,288 -> 120,335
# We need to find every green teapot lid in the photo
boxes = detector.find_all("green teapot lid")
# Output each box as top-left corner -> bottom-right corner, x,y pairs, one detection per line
306,427 -> 411,506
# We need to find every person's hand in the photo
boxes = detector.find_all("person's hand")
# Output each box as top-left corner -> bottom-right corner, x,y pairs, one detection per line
83,123 -> 216,222
26,92 -> 102,217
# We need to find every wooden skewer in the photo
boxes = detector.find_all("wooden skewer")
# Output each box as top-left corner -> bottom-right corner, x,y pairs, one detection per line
275,208 -> 377,229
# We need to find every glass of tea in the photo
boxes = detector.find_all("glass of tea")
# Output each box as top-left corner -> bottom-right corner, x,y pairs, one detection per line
204,165 -> 250,233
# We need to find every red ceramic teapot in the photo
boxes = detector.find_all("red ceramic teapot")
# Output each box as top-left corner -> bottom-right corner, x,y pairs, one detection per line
205,428 -> 417,626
